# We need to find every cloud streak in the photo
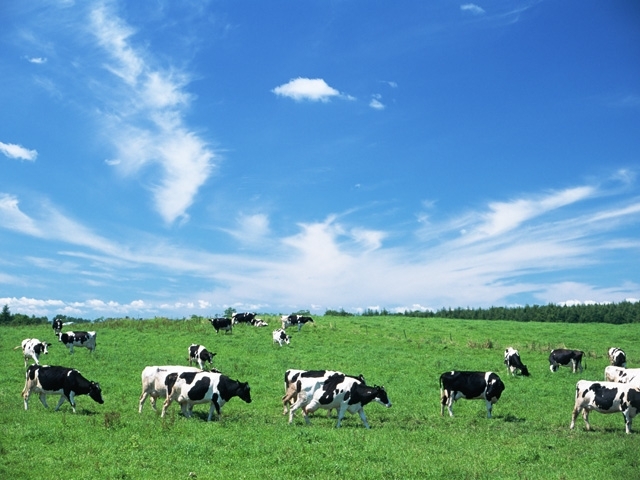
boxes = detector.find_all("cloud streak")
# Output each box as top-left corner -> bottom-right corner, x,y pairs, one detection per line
0,142 -> 38,161
272,77 -> 347,102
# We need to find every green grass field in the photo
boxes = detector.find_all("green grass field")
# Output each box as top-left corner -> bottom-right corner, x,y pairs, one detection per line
2,316 -> 640,479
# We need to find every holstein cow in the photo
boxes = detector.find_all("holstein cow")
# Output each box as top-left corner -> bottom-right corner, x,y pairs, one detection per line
604,366 -> 640,384
15,338 -> 51,368
439,371 -> 505,418
188,344 -> 216,370
282,369 -> 366,416
250,318 -> 268,327
58,331 -> 97,354
139,365 -> 202,413
232,312 -> 256,325
608,347 -> 627,368
52,319 -> 63,335
272,329 -> 291,347
210,317 -> 232,334
22,364 -> 104,412
549,348 -> 584,373
281,314 -> 315,332
161,370 -> 251,421
297,373 -> 391,428
504,347 -> 530,376
570,380 -> 640,434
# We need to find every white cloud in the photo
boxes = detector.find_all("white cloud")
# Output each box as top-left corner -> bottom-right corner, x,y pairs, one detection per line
0,142 -> 37,161
27,57 -> 47,64
224,213 -> 271,245
272,77 -> 342,102
369,95 -> 385,110
89,4 -> 214,224
461,4 -> 486,15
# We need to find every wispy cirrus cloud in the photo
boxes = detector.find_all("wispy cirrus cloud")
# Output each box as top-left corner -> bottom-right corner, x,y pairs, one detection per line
0,142 -> 38,161
88,3 -> 214,224
460,3 -> 486,15
272,77 -> 352,102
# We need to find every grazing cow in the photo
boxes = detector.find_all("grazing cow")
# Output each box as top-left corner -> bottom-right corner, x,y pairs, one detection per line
295,373 -> 391,428
250,318 -> 268,327
272,329 -> 291,347
282,369 -> 367,416
161,371 -> 251,421
570,380 -> 640,434
608,347 -> 627,368
52,319 -> 63,335
58,331 -> 97,354
504,347 -> 530,376
604,366 -> 640,384
15,338 -> 52,368
22,364 -> 104,412
188,344 -> 216,370
549,349 -> 584,373
232,312 -> 256,325
139,365 -> 202,413
281,314 -> 315,331
439,371 -> 505,418
210,317 -> 232,334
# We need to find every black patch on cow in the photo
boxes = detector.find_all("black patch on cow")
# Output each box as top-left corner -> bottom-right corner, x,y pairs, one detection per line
33,343 -> 45,355
589,383 -> 618,411
212,392 -> 221,415
318,373 -> 345,405
59,333 -> 70,344
628,388 -> 640,410
189,345 -> 199,358
165,373 -> 179,395
301,370 -> 328,378
188,376 -> 211,401
179,371 -> 198,384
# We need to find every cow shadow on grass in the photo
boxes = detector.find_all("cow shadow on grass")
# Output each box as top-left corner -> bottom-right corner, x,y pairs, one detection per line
503,414 -> 526,423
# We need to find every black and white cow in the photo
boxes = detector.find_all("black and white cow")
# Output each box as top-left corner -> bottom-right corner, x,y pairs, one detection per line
52,319 -> 63,335
608,347 -> 627,368
439,371 -> 505,418
58,331 -> 97,354
250,318 -> 268,327
188,344 -> 216,370
272,329 -> 291,347
549,349 -> 584,373
281,314 -> 315,331
570,380 -> 640,434
604,366 -> 640,384
161,371 -> 251,421
232,312 -> 256,325
210,317 -> 233,334
22,364 -> 104,412
504,347 -> 530,376
15,338 -> 51,368
282,369 -> 366,416
295,373 -> 391,428
138,365 -> 203,413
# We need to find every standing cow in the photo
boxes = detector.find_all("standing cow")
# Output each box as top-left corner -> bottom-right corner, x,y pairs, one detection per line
161,370 -> 251,421
139,365 -> 202,413
439,371 -> 505,418
52,319 -> 63,335
281,314 -> 315,331
188,344 -> 216,370
22,364 -> 104,412
58,331 -> 97,354
608,347 -> 627,368
210,317 -> 232,334
272,329 -> 291,347
15,338 -> 51,368
570,380 -> 640,434
549,349 -> 584,373
504,347 -> 530,376
300,373 -> 391,428
232,312 -> 256,325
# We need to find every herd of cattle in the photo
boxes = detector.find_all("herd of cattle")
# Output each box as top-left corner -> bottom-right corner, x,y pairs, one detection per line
13,315 -> 640,432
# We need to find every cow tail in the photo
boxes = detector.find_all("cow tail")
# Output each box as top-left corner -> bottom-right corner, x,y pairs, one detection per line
13,345 -> 22,350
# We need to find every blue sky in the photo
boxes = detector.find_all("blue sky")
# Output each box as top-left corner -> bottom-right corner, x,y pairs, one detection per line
1,0 -> 639,319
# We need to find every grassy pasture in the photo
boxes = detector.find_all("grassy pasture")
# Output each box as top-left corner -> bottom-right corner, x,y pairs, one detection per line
1,316 -> 640,479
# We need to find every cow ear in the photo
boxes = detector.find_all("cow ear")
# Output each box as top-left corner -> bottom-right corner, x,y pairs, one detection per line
47,343 -> 52,346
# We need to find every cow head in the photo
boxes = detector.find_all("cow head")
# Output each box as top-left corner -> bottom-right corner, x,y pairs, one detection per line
486,376 -> 505,403
520,365 -> 530,376
89,382 -> 105,404
237,382 -> 252,403
372,385 -> 392,408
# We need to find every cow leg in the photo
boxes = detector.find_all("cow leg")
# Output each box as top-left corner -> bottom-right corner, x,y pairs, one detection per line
335,404 -> 348,428
39,393 -> 51,409
160,397 -> 172,418
180,402 -> 191,418
570,406 -> 581,430
139,392 -> 149,413
440,389 -> 447,416
582,409 -> 591,431
68,392 -> 77,413
623,411 -> 632,434
485,400 -> 493,419
357,408 -> 371,429
53,395 -> 68,411
209,399 -> 221,422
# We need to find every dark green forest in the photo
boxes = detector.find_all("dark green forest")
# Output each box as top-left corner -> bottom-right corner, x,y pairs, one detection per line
2,300 -> 639,326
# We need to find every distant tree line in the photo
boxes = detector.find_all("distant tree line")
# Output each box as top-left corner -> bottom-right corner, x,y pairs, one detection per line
0,306 -> 92,326
326,301 -> 640,324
